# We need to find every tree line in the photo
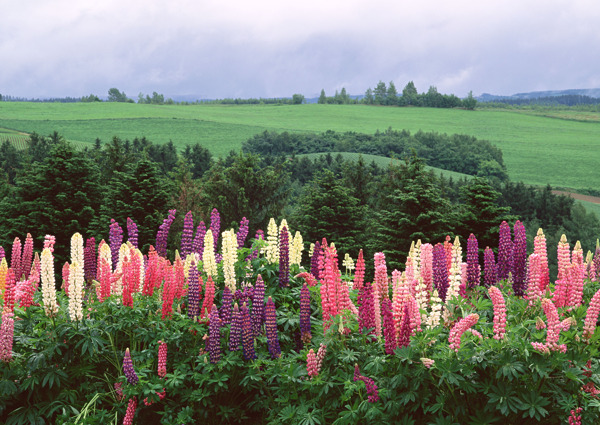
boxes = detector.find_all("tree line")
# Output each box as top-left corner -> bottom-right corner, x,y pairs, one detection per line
0,131 -> 597,278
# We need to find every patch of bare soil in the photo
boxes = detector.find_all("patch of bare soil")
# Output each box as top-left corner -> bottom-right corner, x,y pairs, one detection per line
552,191 -> 600,204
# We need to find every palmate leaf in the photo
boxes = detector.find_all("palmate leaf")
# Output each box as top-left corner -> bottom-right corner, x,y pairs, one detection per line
517,391 -> 550,420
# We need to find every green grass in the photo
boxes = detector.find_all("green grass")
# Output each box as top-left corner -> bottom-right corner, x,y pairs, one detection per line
0,102 -> 598,192
577,200 -> 600,220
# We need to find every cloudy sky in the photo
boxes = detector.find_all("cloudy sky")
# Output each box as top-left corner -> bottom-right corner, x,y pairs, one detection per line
1,0 -> 599,100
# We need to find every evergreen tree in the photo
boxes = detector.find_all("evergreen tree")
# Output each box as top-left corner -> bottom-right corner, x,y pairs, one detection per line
386,81 -> 398,105
374,81 -> 387,105
402,81 -> 418,105
318,89 -> 327,104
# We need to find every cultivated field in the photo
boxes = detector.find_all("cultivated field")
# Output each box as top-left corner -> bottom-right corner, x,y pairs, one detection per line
0,102 -> 598,192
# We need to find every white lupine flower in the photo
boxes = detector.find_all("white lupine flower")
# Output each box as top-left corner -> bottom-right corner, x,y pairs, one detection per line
41,248 -> 58,316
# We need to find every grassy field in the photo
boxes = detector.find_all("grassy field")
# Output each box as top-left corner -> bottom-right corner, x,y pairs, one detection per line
0,102 -> 598,192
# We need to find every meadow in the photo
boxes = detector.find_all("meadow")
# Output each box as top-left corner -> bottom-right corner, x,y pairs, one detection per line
0,102 -> 599,192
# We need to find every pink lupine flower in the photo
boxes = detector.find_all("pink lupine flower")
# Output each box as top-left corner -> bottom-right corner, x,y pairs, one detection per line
307,349 -> 318,378
420,357 -> 435,368
0,310 -> 15,362
565,263 -> 584,308
488,286 -> 507,340
420,243 -> 433,295
557,234 -> 570,282
583,287 -> 600,340
161,266 -> 176,320
526,254 -> 543,305
353,249 -> 365,290
123,397 -> 137,425
534,228 -> 550,291
532,298 -> 567,353
62,261 -> 70,295
11,237 -> 22,281
448,313 -> 479,352
22,233 -> 34,280
158,341 -> 167,378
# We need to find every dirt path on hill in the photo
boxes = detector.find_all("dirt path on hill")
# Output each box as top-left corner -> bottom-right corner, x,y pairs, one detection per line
552,191 -> 600,204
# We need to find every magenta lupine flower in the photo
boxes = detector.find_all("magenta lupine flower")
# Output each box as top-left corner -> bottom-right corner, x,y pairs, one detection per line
382,299 -> 397,354
126,217 -> 138,249
353,249 -> 365,290
155,209 -> 176,258
265,296 -> 281,358
123,397 -> 137,425
209,208 -> 220,254
466,234 -> 480,288
192,221 -> 206,257
123,348 -> 139,385
568,407 -> 583,425
22,233 -> 34,280
448,313 -> 480,352
310,241 -> 321,280
353,364 -> 379,403
512,220 -> 527,296
208,304 -> 222,364
180,211 -> 194,258
219,287 -> 233,325
240,302 -> 256,360
109,219 -> 123,270
0,246 -> 4,261
229,303 -> 242,351
483,246 -> 497,287
488,286 -> 507,340
300,283 -> 312,344
583,287 -> 600,340
279,226 -> 290,287
397,304 -> 412,348
498,221 -> 513,281
358,282 -> 376,335
157,341 -> 167,378
433,243 -> 449,302
187,262 -> 201,319
84,237 -> 96,283
11,237 -> 22,280
0,311 -> 15,362
251,275 -> 265,337
237,217 -> 249,249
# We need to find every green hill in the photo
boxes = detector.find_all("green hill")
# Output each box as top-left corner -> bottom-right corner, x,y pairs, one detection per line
0,102 -> 598,192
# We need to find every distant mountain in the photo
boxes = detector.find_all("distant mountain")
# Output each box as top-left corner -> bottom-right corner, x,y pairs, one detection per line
478,88 -> 600,102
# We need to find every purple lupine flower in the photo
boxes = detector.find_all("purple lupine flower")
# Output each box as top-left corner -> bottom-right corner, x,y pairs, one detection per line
122,348 -> 138,385
512,220 -> 527,296
467,233 -> 480,288
279,226 -> 290,287
84,237 -> 96,283
109,219 -> 123,270
353,364 -> 379,403
382,299 -> 396,354
187,262 -> 201,319
192,221 -> 206,257
155,209 -> 176,258
237,217 -> 249,249
594,244 -> 600,282
433,243 -> 449,302
397,304 -> 411,348
208,304 -> 222,364
311,241 -> 321,280
234,284 -> 254,307
180,211 -> 194,258
240,302 -> 256,360
358,282 -> 375,335
209,208 -> 220,254
127,217 -> 138,249
247,230 -> 264,261
251,275 -> 265,337
265,296 -> 281,358
300,283 -> 312,344
229,303 -> 242,352
498,221 -> 513,281
484,247 -> 498,287
219,287 -> 233,325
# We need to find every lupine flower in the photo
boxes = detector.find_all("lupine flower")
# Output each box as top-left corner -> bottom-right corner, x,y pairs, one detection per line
565,262 -> 584,308
264,218 -> 279,264
221,229 -> 237,292
21,233 -> 34,280
219,286 -> 233,324
290,231 -> 304,266
41,248 -> 58,316
83,237 -> 96,283
358,282 -> 376,336
208,304 -> 222,363
161,266 -> 176,320
251,275 -> 265,337
11,237 -> 22,280
300,283 -> 312,344
123,348 -> 139,385
200,275 -> 215,319
535,316 -> 547,330
467,234 -> 480,288
433,243 -> 449,302
498,221 -> 513,281
68,261 -> 84,321
397,304 -> 412,348
187,262 -> 201,319
382,299 -> 397,354
192,221 -> 206,257
0,246 -> 4,261
448,313 -> 479,352
307,349 -> 318,378
420,358 -> 435,368
265,296 -> 281,358
353,364 -> 379,403
593,241 -> 600,282
310,241 -> 321,279
210,208 -> 221,254
534,228 -> 550,291
0,310 -> 15,362
126,217 -> 138,249
420,243 -> 433,294
526,254 -> 543,305
123,397 -> 137,425
202,230 -> 217,278
240,302 -> 256,360
353,249 -> 365,290
229,303 -> 242,351
557,234 -> 570,282
158,341 -> 167,378
568,407 -> 583,425
180,211 -> 194,258
512,220 -> 527,296
316,343 -> 327,371
108,220 -> 123,270
532,298 -> 567,353
483,246 -> 497,287
155,209 -> 176,258
279,227 -> 290,288
426,289 -> 442,328
237,217 -> 250,249
488,286 -> 507,340
0,259 -> 7,300
447,236 -> 462,300
583,287 -> 600,340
